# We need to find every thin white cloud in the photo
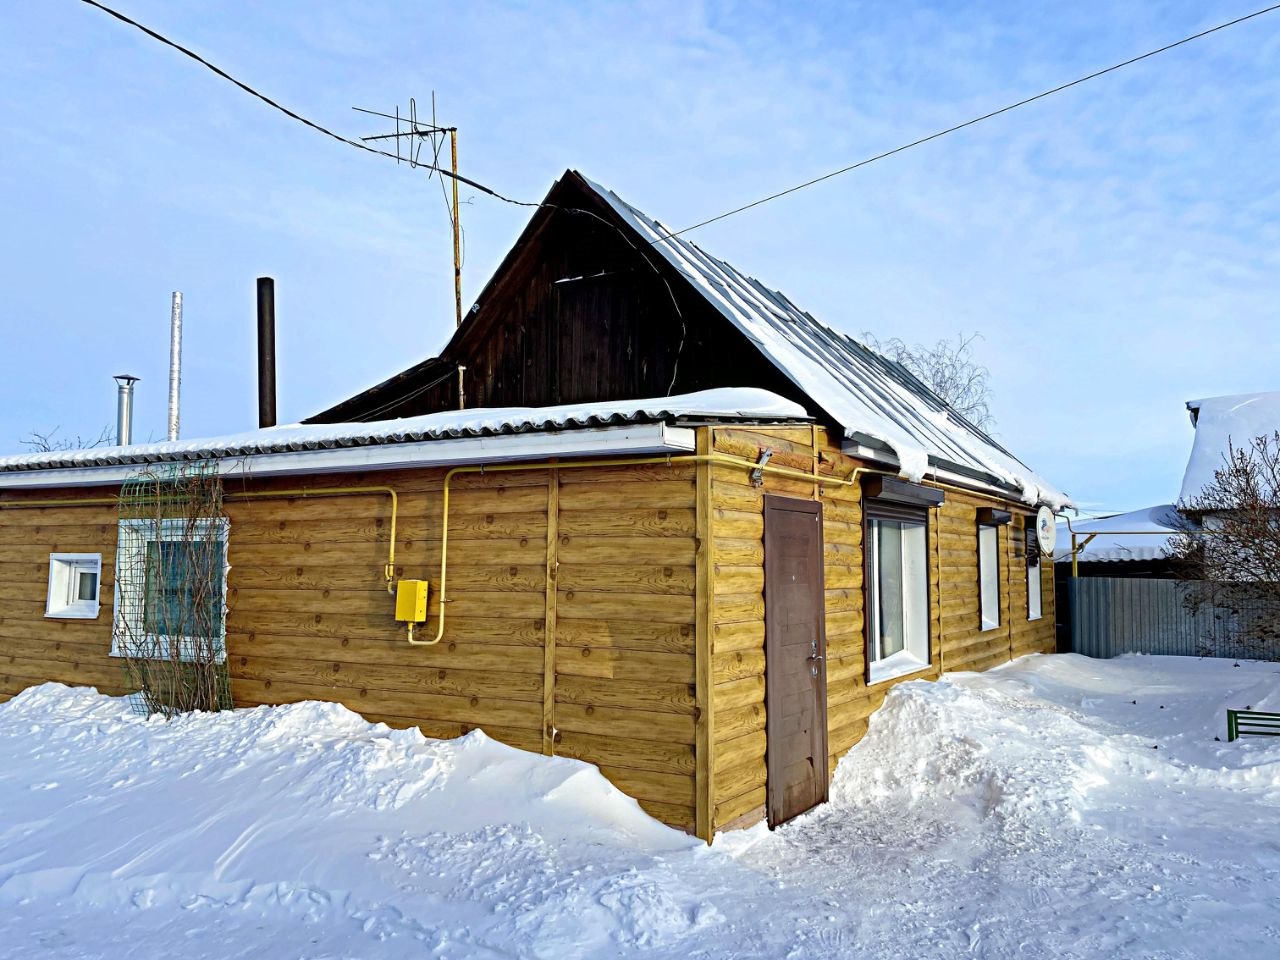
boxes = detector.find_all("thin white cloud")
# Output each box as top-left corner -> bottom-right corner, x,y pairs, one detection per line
1,0 -> 1277,510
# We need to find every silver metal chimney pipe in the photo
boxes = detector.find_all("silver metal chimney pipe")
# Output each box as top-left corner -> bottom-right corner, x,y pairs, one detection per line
167,291 -> 182,441
114,374 -> 140,446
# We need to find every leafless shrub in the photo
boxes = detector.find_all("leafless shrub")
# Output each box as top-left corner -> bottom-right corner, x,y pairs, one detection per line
1170,431 -> 1280,657
114,464 -> 231,717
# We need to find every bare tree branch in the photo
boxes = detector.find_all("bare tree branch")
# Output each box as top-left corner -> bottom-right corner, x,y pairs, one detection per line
1171,431 -> 1280,584
1170,431 -> 1280,656
862,331 -> 995,430
20,425 -> 114,452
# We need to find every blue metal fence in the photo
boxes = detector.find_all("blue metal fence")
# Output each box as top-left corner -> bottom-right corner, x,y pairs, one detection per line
1069,577 -> 1279,661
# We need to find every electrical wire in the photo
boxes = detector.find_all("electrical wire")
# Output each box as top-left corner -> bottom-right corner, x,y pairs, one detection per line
343,364 -> 461,422
543,204 -> 687,393
77,0 -> 691,400
82,0 -> 1278,250
79,0 -> 690,396
77,0 -> 536,207
656,2 -> 1280,242
84,0 -> 1269,399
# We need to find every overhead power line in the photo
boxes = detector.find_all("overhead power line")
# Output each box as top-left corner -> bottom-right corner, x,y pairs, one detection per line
79,0 -> 1280,245
75,0 -> 688,377
77,0 -> 536,207
658,3 -> 1280,242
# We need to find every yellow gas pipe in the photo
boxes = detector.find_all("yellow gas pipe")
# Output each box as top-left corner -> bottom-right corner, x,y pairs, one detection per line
0,485 -> 401,593
412,451 -> 1000,646
417,450 -> 1036,649
227,487 -> 399,593
1,453 -> 1045,650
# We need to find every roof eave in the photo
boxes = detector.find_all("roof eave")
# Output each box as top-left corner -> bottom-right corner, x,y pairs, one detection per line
0,422 -> 699,491
839,436 -> 1053,507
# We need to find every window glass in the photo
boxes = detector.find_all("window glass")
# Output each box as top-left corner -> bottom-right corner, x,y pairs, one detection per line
979,524 -> 1000,630
76,569 -> 98,602
868,516 -> 929,681
1026,523 -> 1043,621
142,540 -> 223,637
873,520 -> 906,658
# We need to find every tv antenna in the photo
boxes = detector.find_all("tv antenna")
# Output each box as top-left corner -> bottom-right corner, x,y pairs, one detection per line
354,95 -> 464,328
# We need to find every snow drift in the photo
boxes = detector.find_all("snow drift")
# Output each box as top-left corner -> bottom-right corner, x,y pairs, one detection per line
3,654 -> 1279,958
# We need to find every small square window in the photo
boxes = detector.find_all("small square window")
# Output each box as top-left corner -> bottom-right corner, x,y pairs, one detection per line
45,553 -> 102,619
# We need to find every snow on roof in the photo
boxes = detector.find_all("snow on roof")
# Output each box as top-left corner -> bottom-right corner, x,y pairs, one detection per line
583,177 -> 1069,510
1179,391 -> 1280,503
1054,504 -> 1182,563
0,388 -> 807,473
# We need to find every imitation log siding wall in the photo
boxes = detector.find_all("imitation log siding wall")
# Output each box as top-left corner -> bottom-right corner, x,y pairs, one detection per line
706,424 -> 1056,832
0,427 -> 1055,838
0,497 -> 127,700
0,461 -> 700,831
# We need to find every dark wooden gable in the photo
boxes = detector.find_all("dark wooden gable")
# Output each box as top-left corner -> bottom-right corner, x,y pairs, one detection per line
308,171 -> 804,423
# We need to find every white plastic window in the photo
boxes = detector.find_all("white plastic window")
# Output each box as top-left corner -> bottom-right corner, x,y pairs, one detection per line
45,553 -> 102,619
867,517 -> 929,683
979,524 -> 1001,630
1027,555 -> 1043,621
111,518 -> 229,661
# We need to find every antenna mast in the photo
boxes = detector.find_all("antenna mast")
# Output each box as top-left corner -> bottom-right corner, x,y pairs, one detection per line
354,96 -> 464,328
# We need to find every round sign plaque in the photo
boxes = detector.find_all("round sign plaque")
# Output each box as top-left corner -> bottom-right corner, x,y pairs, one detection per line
1034,505 -> 1057,554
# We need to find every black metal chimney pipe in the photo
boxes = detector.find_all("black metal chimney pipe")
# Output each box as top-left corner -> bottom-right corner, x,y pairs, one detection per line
256,277 -> 277,429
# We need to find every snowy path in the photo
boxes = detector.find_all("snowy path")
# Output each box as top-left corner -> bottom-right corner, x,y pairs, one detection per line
2,654 -> 1278,959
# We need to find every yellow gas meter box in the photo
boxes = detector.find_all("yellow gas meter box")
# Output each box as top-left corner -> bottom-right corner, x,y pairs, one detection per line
395,579 -> 429,623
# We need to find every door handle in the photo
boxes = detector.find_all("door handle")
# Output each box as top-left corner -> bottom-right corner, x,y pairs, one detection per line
807,651 -> 824,677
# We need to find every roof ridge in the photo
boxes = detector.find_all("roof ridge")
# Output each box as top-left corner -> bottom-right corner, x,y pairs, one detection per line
580,174 -> 1063,506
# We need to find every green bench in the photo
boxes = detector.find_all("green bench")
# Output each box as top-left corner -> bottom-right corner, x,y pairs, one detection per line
1227,709 -> 1280,742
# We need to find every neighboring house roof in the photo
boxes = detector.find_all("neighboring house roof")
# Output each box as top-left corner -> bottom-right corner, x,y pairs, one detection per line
583,176 -> 1068,509
1179,391 -> 1280,503
0,388 -> 805,477
1054,504 -> 1182,564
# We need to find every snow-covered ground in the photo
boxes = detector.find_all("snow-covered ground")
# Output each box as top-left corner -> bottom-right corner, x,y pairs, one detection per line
2,654 -> 1278,959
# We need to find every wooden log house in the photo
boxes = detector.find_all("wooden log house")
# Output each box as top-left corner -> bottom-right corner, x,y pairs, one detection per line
0,171 -> 1068,840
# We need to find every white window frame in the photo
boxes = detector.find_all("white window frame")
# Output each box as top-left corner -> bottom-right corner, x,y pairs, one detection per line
1026,523 -> 1043,621
111,517 -> 229,662
1027,559 -> 1042,621
978,523 -> 1001,631
45,553 -> 102,619
866,515 -> 931,685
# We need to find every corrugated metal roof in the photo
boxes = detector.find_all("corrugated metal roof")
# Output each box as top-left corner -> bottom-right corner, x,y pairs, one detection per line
1053,504 -> 1182,563
584,177 -> 1068,509
0,388 -> 807,474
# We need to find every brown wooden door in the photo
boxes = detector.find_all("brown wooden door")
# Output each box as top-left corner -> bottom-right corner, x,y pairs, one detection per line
763,495 -> 829,828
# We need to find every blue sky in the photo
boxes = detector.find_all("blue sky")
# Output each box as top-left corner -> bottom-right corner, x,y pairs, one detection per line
2,1 -> 1277,512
